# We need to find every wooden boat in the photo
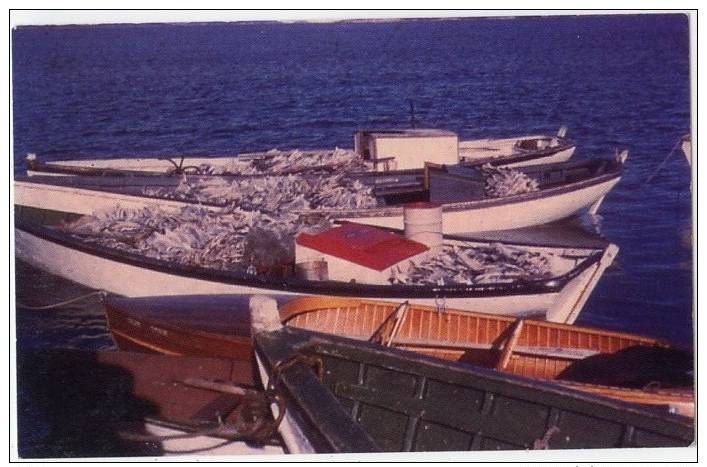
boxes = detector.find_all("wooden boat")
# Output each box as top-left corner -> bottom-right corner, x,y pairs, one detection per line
15,156 -> 625,233
249,297 -> 694,453
16,209 -> 618,322
102,294 -> 694,416
16,348 -> 284,457
23,128 -> 575,178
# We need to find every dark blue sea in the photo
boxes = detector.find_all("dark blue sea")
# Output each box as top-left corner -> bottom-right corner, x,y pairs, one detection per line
13,15 -> 693,353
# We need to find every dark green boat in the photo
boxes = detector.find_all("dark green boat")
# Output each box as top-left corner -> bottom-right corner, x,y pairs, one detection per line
251,297 -> 694,453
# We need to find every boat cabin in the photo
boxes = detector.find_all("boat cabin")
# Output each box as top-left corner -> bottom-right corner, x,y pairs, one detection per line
354,129 -> 459,171
295,223 -> 430,284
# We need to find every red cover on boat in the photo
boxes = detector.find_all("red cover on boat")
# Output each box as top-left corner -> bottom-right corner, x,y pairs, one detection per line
296,224 -> 428,271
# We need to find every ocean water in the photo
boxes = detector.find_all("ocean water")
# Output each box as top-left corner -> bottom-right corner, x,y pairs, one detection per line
12,14 -> 693,352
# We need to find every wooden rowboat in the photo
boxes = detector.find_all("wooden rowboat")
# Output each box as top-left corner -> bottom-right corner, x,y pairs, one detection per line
16,348 -> 284,457
250,296 -> 694,453
103,294 -> 694,415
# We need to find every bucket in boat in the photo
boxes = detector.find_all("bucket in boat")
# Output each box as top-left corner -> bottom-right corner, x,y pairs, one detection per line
295,260 -> 329,281
403,202 -> 443,250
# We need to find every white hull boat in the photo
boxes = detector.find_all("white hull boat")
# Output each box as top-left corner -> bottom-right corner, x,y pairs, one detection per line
23,128 -> 576,178
14,209 -> 618,324
15,157 -> 625,233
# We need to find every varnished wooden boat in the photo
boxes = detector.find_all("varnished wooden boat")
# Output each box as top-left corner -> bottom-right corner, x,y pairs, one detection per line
250,296 -> 694,453
103,294 -> 694,415
16,349 -> 284,457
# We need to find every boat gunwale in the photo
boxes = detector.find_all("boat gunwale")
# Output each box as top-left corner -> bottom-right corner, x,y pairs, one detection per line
277,296 -> 668,346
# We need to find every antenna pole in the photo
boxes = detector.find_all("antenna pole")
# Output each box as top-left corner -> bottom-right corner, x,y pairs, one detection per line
408,100 -> 416,129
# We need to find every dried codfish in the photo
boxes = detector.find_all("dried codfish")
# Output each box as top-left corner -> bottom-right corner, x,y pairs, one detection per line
481,163 -> 540,198
195,147 -> 369,176
399,243 -> 554,286
144,172 -> 379,213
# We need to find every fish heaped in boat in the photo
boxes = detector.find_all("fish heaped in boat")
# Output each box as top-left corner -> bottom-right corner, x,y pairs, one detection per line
481,163 -> 540,198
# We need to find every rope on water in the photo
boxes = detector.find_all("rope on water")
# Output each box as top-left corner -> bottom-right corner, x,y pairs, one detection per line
642,138 -> 683,186
16,290 -> 107,310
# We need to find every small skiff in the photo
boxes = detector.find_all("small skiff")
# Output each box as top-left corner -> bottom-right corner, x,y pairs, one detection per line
457,126 -> 575,168
16,349 -> 284,457
102,294 -> 694,416
250,297 -> 694,453
23,127 -> 576,178
16,209 -> 617,322
15,156 -> 625,233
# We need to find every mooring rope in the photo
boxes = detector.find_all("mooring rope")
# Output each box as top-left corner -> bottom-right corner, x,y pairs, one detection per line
16,290 -> 107,310
642,138 -> 683,186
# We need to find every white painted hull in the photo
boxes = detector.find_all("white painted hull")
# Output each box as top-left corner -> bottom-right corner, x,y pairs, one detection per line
501,146 -> 575,168
340,177 -> 621,232
681,138 -> 692,166
15,180 -> 197,216
14,227 -> 616,323
14,172 -> 620,232
25,134 -> 574,178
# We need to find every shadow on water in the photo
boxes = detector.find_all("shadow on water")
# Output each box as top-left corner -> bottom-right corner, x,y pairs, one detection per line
16,349 -> 164,458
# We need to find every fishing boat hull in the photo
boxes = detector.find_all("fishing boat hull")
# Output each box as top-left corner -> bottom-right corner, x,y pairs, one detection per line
337,175 -> 621,232
250,298 -> 694,453
459,139 -> 575,168
15,215 -> 618,323
14,157 -> 622,235
23,129 -> 576,177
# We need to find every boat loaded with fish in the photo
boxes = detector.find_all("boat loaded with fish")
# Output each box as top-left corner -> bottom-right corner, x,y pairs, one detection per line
23,127 -> 576,178
15,154 -> 625,233
102,294 -> 694,416
16,209 -> 618,322
16,348 -> 285,457
249,296 -> 694,453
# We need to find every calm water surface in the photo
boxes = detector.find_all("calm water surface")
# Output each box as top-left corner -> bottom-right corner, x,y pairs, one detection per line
12,15 -> 693,352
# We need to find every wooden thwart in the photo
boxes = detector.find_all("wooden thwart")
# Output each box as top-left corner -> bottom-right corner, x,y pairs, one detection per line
496,319 -> 524,370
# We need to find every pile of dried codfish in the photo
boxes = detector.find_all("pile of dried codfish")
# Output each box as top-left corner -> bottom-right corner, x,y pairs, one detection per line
197,148 -> 369,175
390,243 -> 553,286
60,203 -> 555,285
144,173 -> 379,211
481,163 -> 540,198
61,205 -> 332,273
